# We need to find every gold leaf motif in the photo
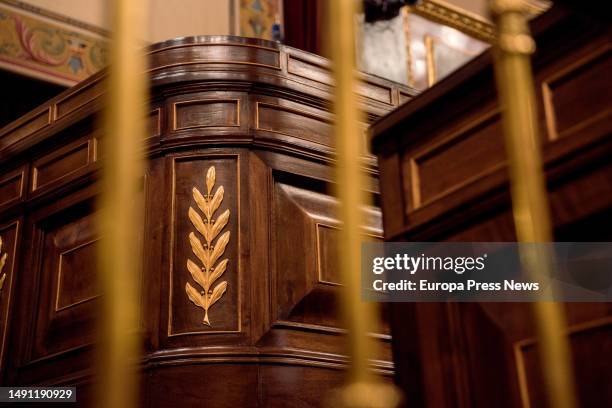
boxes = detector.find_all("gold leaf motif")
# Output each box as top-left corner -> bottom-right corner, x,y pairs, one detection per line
186,259 -> 206,289
188,207 -> 207,238
208,259 -> 228,287
210,210 -> 230,245
185,166 -> 230,327
186,282 -> 205,308
209,231 -> 230,269
193,187 -> 208,216
208,186 -> 224,219
206,166 -> 215,195
208,281 -> 227,309
189,232 -> 207,266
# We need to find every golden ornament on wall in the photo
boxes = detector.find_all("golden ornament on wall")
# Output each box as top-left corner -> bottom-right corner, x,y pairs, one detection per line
185,166 -> 230,326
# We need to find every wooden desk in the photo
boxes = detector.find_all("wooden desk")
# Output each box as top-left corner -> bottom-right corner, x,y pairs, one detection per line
370,5 -> 611,408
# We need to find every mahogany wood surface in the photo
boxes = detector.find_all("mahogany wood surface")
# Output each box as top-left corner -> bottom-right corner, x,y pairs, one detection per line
371,5 -> 612,408
0,36 -> 415,407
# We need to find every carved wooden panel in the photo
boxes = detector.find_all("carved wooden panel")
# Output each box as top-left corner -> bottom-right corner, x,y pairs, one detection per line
173,99 -> 240,130
55,239 -> 98,311
0,108 -> 50,145
286,52 -> 394,105
273,181 -> 387,332
357,80 -> 394,105
168,155 -> 240,336
256,102 -> 333,147
31,138 -> 95,192
516,317 -> 612,407
149,42 -> 282,72
0,166 -> 26,209
0,220 -> 20,374
29,203 -> 99,361
404,109 -> 503,210
0,34 -> 413,404
149,108 -> 161,138
53,80 -> 105,120
542,45 -> 611,141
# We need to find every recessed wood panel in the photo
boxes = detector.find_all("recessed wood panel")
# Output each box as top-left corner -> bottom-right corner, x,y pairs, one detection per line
149,108 -> 161,138
55,239 -> 99,311
31,205 -> 99,361
357,81 -> 393,105
408,110 -> 504,208
517,319 -> 612,407
0,220 -> 20,373
0,168 -> 25,208
173,99 -> 239,130
32,139 -> 92,191
316,224 -> 382,286
0,108 -> 50,144
54,80 -> 105,120
287,54 -> 393,104
169,155 -> 240,335
149,43 -> 281,71
257,103 -> 332,147
543,46 -> 611,140
274,182 -> 386,332
287,54 -> 331,86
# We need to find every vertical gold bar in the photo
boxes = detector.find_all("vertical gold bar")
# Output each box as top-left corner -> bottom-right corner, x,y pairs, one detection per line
489,1 -> 577,407
330,0 -> 371,385
97,0 -> 147,407
327,1 -> 400,407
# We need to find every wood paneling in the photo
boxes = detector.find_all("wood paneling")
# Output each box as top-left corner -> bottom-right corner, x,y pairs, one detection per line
0,167 -> 25,209
0,220 -> 20,375
256,102 -> 332,147
173,99 -> 239,130
371,6 -> 612,407
0,108 -> 50,146
0,35 -> 412,406
168,155 -> 241,336
358,81 -> 394,105
147,365 -> 259,408
30,205 -> 99,361
286,52 -> 394,105
149,108 -> 161,138
273,181 -> 388,335
54,80 -> 105,120
542,45 -> 611,141
149,42 -> 282,72
55,239 -> 99,311
517,317 -> 612,407
31,138 -> 94,192
406,109 -> 503,210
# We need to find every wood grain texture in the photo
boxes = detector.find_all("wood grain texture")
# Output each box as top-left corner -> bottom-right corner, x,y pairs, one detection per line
0,35 -> 413,406
371,5 -> 612,408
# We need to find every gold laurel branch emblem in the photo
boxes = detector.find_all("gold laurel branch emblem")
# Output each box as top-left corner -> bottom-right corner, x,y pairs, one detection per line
185,166 -> 229,326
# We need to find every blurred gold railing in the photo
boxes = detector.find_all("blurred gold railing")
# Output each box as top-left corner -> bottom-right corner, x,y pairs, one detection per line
490,1 -> 577,407
327,0 -> 401,407
97,0 -> 147,407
